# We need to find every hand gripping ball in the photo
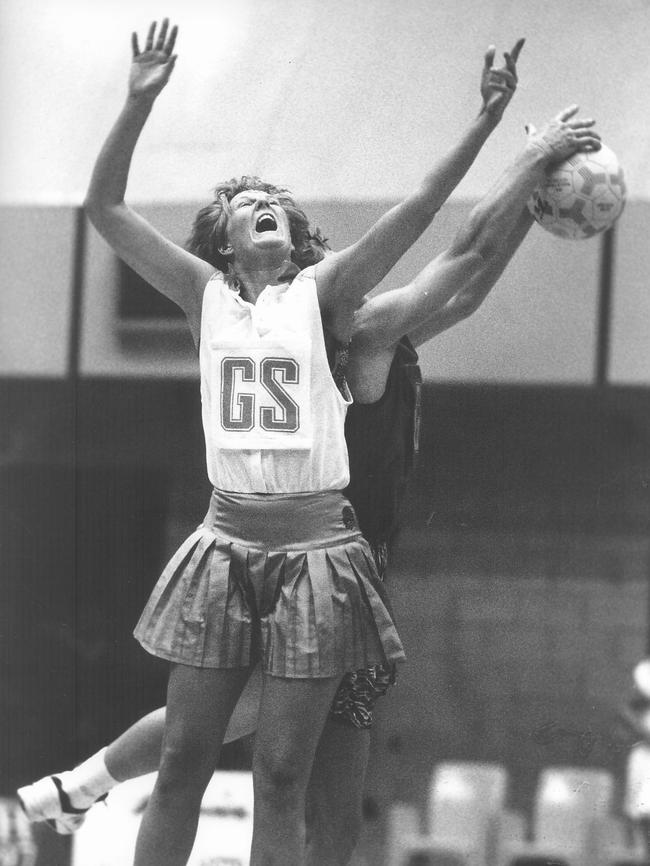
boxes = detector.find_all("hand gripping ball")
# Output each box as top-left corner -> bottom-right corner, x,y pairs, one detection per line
528,143 -> 626,240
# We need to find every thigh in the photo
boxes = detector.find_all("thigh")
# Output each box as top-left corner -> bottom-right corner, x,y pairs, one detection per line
253,674 -> 342,782
163,664 -> 252,758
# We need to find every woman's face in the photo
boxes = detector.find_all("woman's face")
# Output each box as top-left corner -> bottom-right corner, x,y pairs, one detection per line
225,190 -> 292,265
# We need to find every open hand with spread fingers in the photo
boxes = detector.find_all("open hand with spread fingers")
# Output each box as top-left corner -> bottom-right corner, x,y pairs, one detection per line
129,18 -> 179,100
526,104 -> 602,164
480,37 -> 525,121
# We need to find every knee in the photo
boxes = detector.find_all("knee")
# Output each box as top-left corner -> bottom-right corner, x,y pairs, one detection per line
156,737 -> 215,799
253,751 -> 303,805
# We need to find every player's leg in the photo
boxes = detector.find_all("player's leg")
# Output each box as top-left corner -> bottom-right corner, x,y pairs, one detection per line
17,742 -> 125,834
17,666 -> 263,833
305,719 -> 371,866
17,709 -> 171,834
107,663 -> 261,779
103,708 -> 166,781
133,662 -> 249,866
305,662 -> 395,865
250,673 -> 342,866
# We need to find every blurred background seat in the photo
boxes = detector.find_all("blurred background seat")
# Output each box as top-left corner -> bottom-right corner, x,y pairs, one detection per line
387,761 -> 508,866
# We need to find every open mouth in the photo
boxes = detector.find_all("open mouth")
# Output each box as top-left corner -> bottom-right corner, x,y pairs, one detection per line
255,213 -> 278,233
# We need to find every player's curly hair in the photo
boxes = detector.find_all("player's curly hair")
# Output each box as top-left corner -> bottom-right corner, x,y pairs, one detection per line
186,176 -> 330,274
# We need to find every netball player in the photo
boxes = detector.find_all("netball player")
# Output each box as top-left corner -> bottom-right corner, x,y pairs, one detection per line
18,18 -> 599,866
18,110 -> 600,866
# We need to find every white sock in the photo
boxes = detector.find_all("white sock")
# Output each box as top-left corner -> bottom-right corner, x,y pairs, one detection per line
57,748 -> 119,810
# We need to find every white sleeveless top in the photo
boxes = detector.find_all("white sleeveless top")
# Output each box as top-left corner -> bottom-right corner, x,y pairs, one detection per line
199,267 -> 351,493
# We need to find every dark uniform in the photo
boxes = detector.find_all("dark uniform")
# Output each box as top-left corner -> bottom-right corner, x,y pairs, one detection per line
331,337 -> 422,727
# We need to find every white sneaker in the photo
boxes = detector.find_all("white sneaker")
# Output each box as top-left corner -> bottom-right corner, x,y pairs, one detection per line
17,776 -> 102,835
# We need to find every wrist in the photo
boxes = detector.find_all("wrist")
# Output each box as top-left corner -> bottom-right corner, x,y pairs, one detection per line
125,91 -> 157,112
476,106 -> 501,130
523,136 -> 555,167
520,142 -> 551,175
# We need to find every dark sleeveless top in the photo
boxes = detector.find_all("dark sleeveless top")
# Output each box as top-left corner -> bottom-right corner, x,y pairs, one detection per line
344,337 -> 421,551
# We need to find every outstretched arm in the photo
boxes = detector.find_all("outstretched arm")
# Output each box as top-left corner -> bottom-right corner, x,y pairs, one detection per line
348,106 -> 601,401
405,206 -> 534,347
84,20 -> 214,341
316,40 -> 525,338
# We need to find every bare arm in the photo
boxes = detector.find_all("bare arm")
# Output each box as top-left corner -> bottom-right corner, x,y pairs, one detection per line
406,207 -> 534,346
347,107 -> 601,401
84,20 -> 214,342
316,40 -> 525,339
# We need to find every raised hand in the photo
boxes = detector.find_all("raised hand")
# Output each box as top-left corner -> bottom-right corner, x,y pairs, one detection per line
480,38 -> 525,120
129,18 -> 178,100
526,105 -> 602,163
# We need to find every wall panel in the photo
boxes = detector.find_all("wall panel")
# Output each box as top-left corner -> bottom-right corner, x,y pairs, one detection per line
0,206 -> 75,377
79,205 -> 199,378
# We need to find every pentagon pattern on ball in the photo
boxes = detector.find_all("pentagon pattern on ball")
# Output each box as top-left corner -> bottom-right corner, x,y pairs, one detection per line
527,143 -> 626,240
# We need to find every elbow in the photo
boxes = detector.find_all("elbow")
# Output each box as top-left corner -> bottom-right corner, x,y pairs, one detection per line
83,195 -> 123,232
83,192 -> 104,227
83,196 -> 97,225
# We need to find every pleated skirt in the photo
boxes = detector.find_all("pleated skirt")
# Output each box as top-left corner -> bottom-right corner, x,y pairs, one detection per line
134,488 -> 405,678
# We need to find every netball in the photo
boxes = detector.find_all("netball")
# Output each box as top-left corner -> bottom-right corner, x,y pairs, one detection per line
528,142 -> 626,239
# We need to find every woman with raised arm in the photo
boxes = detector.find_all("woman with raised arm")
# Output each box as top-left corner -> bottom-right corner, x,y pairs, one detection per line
87,21 -> 406,866
18,104 -> 601,866
20,33 -> 599,852
21,17 -> 530,866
